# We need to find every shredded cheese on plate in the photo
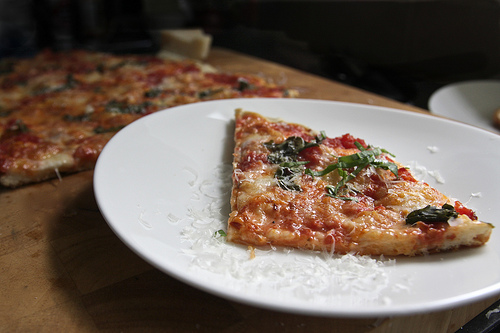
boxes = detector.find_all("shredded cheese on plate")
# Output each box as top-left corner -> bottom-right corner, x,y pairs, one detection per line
178,164 -> 410,304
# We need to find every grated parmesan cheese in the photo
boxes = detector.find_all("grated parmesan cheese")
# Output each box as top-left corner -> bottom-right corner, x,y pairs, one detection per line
428,170 -> 446,184
178,163 -> 408,304
406,161 -> 445,184
427,146 -> 440,153
54,167 -> 63,182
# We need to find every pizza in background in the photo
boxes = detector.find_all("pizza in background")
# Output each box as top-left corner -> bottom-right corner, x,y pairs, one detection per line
0,49 -> 296,187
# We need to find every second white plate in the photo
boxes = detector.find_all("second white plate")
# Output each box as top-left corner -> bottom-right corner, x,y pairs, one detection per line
429,80 -> 500,134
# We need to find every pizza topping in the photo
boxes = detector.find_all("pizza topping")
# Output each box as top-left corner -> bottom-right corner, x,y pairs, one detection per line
264,133 -> 325,164
274,161 -> 309,191
105,100 -> 153,115
397,167 -> 418,182
406,201 -> 480,225
63,113 -> 92,123
306,142 -> 399,200
144,88 -> 162,98
215,229 -> 227,237
323,133 -> 368,150
93,125 -> 125,134
236,78 -> 252,91
405,204 -> 458,225
32,74 -> 79,96
454,200 -> 478,220
198,88 -> 224,99
264,134 -> 399,200
263,134 -> 325,191
4,119 -> 30,136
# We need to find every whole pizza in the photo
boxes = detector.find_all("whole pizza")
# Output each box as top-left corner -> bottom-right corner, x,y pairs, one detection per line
0,49 -> 296,187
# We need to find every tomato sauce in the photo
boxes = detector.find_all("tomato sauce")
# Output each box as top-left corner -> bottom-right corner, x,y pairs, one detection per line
415,222 -> 447,245
298,146 -> 323,168
341,196 -> 375,216
454,200 -> 477,220
268,122 -> 316,141
72,136 -> 107,167
145,69 -> 171,85
205,73 -> 241,85
323,134 -> 367,150
238,151 -> 268,171
397,167 -> 417,182
241,87 -> 285,97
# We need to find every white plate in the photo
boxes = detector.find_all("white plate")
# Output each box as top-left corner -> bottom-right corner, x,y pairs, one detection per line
429,80 -> 500,134
94,98 -> 500,317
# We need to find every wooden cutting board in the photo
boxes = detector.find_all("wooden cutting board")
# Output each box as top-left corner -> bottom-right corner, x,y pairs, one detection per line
0,47 -> 498,332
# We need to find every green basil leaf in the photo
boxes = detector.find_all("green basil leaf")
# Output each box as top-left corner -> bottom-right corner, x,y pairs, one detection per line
405,204 -> 458,225
306,141 -> 399,200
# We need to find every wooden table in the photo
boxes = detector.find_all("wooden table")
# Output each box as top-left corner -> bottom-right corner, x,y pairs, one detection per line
1,48 -> 498,332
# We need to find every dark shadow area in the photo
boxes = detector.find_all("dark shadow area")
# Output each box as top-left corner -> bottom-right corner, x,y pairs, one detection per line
3,0 -> 500,109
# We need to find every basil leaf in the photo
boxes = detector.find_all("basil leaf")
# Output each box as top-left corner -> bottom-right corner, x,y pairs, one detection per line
105,100 -> 152,114
371,159 -> 399,177
264,133 -> 325,192
215,229 -> 227,237
306,141 -> 399,200
198,88 -> 223,99
275,161 -> 309,191
6,119 -> 30,134
265,136 -> 307,164
32,74 -> 79,95
405,204 -> 458,225
144,88 -> 162,98
63,113 -> 91,122
236,78 -> 253,91
94,125 -> 125,134
264,133 -> 325,165
324,160 -> 370,199
325,185 -> 359,201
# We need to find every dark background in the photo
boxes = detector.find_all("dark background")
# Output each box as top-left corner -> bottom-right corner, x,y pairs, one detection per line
1,0 -> 499,109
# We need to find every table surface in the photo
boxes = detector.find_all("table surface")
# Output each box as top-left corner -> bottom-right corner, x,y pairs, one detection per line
1,48 -> 498,332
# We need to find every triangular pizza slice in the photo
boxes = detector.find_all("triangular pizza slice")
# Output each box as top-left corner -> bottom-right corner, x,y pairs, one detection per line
228,109 -> 493,256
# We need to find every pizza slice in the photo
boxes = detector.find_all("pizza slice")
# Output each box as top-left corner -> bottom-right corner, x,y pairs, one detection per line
228,109 -> 493,256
